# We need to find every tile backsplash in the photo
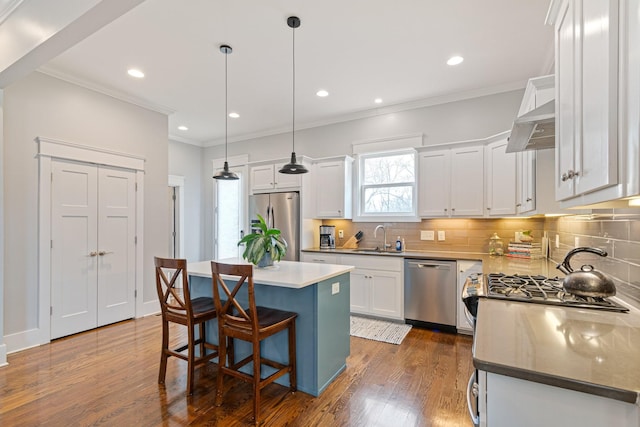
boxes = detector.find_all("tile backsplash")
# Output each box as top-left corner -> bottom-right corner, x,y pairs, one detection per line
322,206 -> 640,307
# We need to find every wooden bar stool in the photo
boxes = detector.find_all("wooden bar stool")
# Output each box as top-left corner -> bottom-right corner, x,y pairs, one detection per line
210,261 -> 297,426
154,257 -> 220,395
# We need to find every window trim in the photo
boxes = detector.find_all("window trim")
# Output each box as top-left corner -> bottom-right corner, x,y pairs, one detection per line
353,148 -> 420,222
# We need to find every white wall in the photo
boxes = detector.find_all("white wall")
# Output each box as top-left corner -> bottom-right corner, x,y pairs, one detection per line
168,140 -> 203,262
3,72 -> 168,349
0,88 -> 6,365
199,89 -> 524,259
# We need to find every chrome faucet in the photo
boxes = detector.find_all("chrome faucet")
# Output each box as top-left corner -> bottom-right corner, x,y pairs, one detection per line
374,225 -> 391,251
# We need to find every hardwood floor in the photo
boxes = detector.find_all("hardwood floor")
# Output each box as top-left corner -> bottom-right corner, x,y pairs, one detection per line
0,316 -> 474,426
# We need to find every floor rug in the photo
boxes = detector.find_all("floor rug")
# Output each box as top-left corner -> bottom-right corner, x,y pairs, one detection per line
350,316 -> 412,345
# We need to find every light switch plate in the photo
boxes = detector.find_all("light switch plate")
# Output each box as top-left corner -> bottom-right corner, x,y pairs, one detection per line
420,230 -> 435,240
438,230 -> 446,241
331,282 -> 340,295
555,234 -> 560,248
574,236 -> 580,247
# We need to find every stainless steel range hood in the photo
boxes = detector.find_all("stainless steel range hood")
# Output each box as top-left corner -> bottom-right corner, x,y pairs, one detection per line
506,100 -> 555,153
505,74 -> 555,153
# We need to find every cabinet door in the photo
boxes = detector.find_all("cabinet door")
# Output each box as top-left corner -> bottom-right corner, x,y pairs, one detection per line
451,146 -> 484,216
418,150 -> 451,217
516,151 -> 536,214
349,269 -> 370,314
315,160 -> 347,218
370,270 -> 403,319
576,0 -> 618,195
251,164 -> 275,192
485,139 -> 516,216
301,253 -> 340,264
555,0 -> 577,200
274,162 -> 302,190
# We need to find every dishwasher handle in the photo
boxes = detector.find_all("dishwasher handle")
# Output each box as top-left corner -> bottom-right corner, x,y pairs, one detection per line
406,261 -> 452,270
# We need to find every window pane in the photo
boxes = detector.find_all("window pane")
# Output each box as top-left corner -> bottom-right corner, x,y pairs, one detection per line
363,153 -> 415,185
216,177 -> 242,259
364,186 -> 413,213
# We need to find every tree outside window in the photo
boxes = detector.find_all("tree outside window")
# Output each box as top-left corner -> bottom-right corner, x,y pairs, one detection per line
360,151 -> 416,215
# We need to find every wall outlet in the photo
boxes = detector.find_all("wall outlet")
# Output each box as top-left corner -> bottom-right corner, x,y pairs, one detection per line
574,236 -> 580,247
420,230 -> 435,240
338,230 -> 344,238
438,230 -> 446,241
555,234 -> 560,248
331,282 -> 340,295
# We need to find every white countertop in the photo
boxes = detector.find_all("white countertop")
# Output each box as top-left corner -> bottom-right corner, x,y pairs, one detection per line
188,258 -> 354,289
474,298 -> 640,404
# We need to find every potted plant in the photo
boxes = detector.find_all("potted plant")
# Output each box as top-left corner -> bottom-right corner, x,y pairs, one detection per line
237,214 -> 288,267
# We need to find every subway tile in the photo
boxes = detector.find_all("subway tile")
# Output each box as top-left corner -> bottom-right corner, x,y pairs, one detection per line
613,241 -> 640,265
600,220 -> 629,240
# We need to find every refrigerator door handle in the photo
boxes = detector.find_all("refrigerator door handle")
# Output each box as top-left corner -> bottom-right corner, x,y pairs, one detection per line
269,206 -> 275,229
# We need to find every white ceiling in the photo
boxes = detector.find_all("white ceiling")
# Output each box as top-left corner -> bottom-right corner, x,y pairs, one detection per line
39,0 -> 554,146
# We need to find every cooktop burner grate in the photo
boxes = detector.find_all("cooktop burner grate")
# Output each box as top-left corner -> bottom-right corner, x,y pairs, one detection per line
486,273 -> 629,312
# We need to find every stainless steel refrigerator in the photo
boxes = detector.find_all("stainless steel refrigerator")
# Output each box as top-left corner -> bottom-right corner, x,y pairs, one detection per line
248,192 -> 300,261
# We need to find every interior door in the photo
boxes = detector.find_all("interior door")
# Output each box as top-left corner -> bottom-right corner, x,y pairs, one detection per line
51,160 -> 99,339
97,166 -> 136,327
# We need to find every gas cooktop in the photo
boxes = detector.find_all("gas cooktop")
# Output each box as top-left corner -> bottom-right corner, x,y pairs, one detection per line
486,273 -> 629,313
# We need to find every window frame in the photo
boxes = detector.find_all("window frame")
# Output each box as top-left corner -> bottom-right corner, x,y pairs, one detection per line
353,148 -> 420,222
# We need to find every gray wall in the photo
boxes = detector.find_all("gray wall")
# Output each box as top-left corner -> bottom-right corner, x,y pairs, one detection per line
3,71 -> 168,341
168,140 -> 203,262
199,89 -> 524,259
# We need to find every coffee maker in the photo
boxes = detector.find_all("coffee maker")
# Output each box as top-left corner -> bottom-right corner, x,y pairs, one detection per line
319,225 -> 336,249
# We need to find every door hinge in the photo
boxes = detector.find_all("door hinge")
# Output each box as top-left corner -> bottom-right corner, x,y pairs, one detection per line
134,289 -> 137,298
51,240 -> 53,249
134,236 -> 137,244
135,183 -> 138,191
51,172 -> 53,182
50,306 -> 53,316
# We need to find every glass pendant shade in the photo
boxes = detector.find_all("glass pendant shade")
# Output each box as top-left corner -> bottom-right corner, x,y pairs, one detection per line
280,16 -> 308,175
213,44 -> 238,180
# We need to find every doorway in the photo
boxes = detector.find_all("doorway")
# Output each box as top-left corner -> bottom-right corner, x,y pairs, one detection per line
168,175 -> 184,259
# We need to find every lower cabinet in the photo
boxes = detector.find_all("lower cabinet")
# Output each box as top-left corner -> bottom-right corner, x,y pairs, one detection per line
457,260 -> 482,334
304,253 -> 404,321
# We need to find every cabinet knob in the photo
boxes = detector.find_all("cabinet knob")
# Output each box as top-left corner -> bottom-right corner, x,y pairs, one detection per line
516,203 -> 522,207
486,207 -> 491,210
561,170 -> 579,182
526,198 -> 532,202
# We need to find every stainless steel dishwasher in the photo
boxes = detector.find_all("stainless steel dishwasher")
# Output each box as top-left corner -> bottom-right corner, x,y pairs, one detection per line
404,259 -> 457,332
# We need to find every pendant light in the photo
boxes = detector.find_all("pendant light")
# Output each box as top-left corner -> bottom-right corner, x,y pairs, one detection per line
279,16 -> 309,174
213,44 -> 239,180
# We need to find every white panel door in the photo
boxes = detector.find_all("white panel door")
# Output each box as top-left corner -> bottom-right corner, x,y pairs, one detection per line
97,167 -> 136,327
418,150 -> 451,217
451,146 -> 484,216
370,270 -> 402,319
485,139 -> 516,216
51,160 -> 99,339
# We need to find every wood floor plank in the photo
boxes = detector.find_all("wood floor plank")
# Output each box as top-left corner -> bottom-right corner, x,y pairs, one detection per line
0,315 -> 474,426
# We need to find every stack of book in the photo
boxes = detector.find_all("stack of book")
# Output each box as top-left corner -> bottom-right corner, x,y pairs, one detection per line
506,241 -> 543,259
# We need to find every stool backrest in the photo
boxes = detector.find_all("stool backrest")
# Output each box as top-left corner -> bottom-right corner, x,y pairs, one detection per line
154,257 -> 193,317
210,262 -> 258,331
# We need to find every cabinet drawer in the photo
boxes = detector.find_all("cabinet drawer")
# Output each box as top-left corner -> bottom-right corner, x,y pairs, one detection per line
301,253 -> 340,264
339,254 -> 402,271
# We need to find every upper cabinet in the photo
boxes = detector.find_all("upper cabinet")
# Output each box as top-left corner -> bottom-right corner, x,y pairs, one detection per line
418,143 -> 484,217
313,156 -> 353,219
485,136 -> 517,216
516,150 -> 536,214
250,161 -> 303,194
550,0 -> 626,205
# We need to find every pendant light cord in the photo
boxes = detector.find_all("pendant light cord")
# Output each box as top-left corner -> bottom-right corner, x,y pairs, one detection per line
292,22 -> 296,153
225,49 -> 229,161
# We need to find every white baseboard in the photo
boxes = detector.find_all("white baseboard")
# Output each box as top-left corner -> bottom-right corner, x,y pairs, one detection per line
4,328 -> 47,354
139,299 -> 160,318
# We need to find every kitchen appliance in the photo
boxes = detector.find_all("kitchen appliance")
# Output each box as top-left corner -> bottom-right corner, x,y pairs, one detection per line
404,259 -> 457,332
460,270 -> 628,427
319,225 -> 335,249
248,192 -> 300,261
557,247 -> 617,297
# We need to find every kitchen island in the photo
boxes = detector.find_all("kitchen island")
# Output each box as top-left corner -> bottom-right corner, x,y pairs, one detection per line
187,259 -> 354,397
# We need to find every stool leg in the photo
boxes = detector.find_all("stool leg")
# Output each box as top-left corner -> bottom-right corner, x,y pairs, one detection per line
215,330 -> 227,406
158,318 -> 169,385
288,320 -> 297,392
252,338 -> 261,425
187,322 -> 196,395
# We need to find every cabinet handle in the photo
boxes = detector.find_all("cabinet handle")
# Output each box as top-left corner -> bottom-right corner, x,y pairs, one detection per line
444,208 -> 448,212
88,251 -> 98,257
98,251 -> 114,256
526,198 -> 532,202
486,207 -> 491,210
561,170 -> 579,181
516,203 -> 522,207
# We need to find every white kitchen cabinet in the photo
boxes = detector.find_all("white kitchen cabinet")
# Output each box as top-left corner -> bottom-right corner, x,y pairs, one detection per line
481,371 -> 639,427
313,156 -> 353,218
485,137 -> 516,216
418,144 -> 484,217
341,254 -> 403,320
457,260 -> 482,334
250,162 -> 301,194
552,0 -> 621,203
516,150 -> 536,214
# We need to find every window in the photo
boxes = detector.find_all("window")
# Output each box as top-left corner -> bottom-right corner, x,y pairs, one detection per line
357,150 -> 417,218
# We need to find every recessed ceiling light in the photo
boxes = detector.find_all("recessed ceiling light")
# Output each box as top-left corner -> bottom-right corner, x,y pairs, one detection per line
127,68 -> 145,78
374,98 -> 383,104
447,56 -> 464,66
229,112 -> 240,118
316,90 -> 329,97
178,125 -> 188,131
